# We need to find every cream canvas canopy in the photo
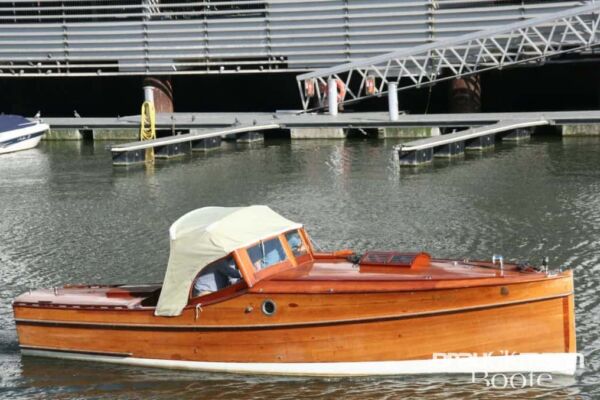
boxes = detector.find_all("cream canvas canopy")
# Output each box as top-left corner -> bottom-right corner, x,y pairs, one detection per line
155,206 -> 302,316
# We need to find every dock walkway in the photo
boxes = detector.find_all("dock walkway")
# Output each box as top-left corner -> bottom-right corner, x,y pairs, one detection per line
111,123 -> 280,165
396,119 -> 549,166
44,110 -> 600,130
40,110 -> 600,167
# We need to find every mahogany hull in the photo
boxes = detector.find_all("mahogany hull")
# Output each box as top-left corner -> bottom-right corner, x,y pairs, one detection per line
13,275 -> 576,375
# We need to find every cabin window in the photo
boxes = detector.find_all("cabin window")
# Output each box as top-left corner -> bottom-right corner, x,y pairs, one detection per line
285,230 -> 307,257
192,256 -> 241,297
247,237 -> 287,270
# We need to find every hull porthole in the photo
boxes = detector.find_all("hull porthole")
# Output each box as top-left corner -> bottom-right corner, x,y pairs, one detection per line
262,300 -> 276,316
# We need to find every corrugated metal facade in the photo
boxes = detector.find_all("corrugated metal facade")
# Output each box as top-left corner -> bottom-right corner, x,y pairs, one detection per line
0,0 -> 590,77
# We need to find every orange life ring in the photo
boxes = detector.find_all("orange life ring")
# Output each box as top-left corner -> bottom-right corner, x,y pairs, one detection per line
365,76 -> 376,95
304,79 -> 315,98
335,79 -> 346,103
320,79 -> 346,103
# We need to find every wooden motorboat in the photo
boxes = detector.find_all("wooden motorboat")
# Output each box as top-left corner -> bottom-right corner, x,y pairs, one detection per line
0,115 -> 48,154
13,206 -> 577,376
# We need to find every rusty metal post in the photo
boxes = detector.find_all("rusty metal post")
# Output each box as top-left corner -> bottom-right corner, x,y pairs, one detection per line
142,77 -> 174,113
449,75 -> 481,113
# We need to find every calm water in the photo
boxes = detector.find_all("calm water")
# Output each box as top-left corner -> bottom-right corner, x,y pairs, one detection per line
0,135 -> 599,399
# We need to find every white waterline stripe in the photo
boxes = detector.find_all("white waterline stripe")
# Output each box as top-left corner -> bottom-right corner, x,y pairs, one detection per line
21,349 -> 578,376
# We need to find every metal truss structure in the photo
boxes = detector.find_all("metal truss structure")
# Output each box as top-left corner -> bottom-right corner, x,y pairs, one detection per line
0,0 -> 585,77
297,3 -> 600,111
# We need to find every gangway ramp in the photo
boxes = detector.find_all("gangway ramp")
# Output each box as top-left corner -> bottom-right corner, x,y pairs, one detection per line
396,119 -> 549,166
111,123 -> 280,166
297,3 -> 600,111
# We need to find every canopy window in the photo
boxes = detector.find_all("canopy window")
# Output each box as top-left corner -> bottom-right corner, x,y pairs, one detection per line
247,237 -> 288,270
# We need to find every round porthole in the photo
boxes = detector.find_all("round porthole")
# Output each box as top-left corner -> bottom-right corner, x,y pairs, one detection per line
261,299 -> 276,316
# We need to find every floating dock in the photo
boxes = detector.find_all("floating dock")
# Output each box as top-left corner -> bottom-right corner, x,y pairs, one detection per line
44,110 -> 600,130
396,119 -> 549,166
40,110 -> 600,167
111,124 -> 279,166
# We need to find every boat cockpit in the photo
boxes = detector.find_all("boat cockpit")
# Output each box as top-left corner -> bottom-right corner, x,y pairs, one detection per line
187,227 -> 314,303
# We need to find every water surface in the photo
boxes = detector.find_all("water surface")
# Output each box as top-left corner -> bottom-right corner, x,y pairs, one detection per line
0,136 -> 599,399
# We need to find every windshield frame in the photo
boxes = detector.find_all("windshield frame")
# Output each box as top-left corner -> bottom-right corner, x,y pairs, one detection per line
232,228 -> 315,286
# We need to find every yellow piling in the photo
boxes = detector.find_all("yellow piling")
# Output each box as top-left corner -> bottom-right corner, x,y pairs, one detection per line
140,101 -> 156,163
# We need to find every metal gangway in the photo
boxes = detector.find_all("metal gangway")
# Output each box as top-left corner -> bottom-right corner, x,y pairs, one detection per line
396,119 -> 549,166
111,123 -> 279,166
297,3 -> 600,114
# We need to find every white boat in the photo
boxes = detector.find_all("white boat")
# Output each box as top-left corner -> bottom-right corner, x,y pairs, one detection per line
0,115 -> 49,155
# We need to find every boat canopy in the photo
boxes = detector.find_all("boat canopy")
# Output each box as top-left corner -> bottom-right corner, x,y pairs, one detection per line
155,206 -> 301,316
0,115 -> 34,134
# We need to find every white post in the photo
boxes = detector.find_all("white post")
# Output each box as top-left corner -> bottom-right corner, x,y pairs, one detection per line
388,82 -> 398,121
328,78 -> 338,116
143,86 -> 154,103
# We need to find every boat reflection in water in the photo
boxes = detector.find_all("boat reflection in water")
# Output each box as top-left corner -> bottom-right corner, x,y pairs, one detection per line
13,206 -> 577,376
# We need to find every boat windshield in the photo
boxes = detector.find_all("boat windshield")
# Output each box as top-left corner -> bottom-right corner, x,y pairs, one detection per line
247,237 -> 288,270
285,230 -> 307,257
